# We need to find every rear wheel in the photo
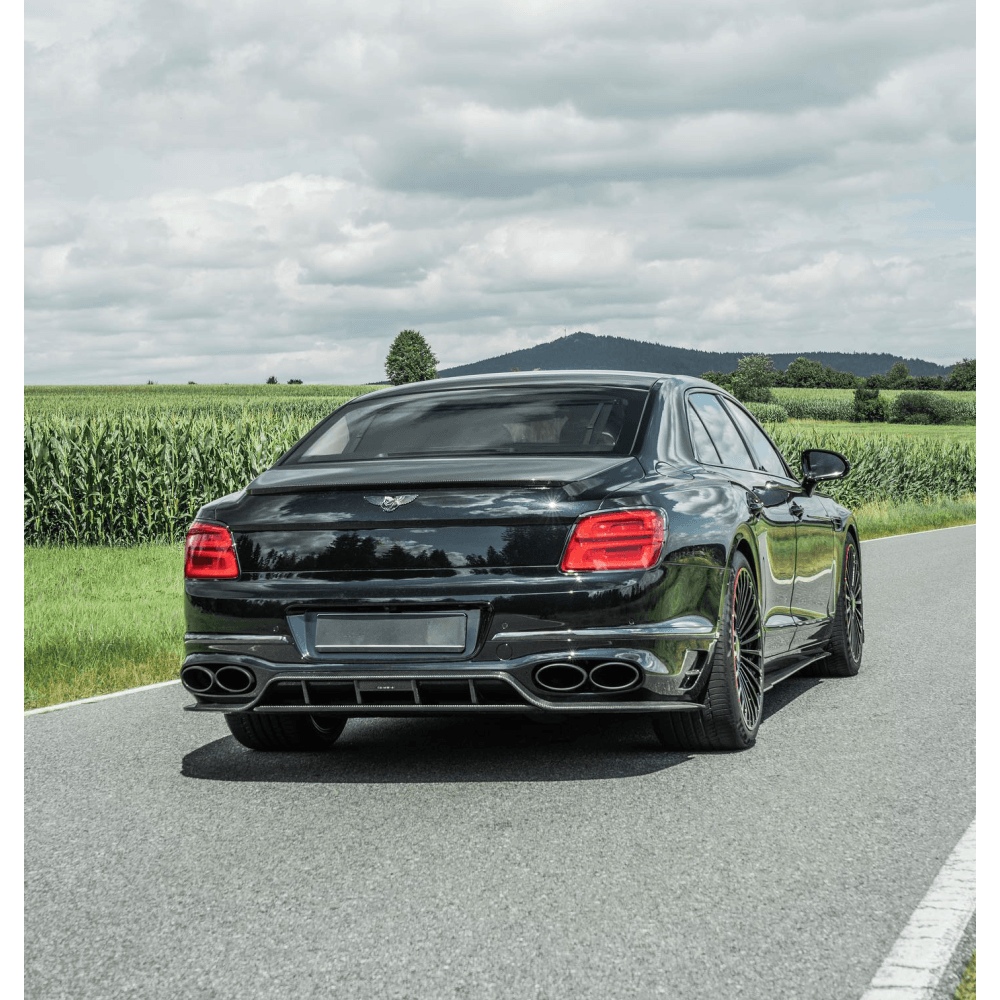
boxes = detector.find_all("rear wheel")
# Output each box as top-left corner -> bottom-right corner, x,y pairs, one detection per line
225,712 -> 347,751
815,534 -> 863,677
652,550 -> 764,752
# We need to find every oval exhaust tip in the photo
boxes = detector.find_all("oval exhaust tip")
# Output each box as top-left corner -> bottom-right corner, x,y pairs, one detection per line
589,661 -> 642,692
214,666 -> 256,694
181,666 -> 216,694
534,662 -> 588,692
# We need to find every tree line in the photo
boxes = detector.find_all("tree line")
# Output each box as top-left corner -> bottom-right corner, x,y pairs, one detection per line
701,356 -> 975,393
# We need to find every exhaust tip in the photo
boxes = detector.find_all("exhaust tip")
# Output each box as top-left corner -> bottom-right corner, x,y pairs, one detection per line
214,665 -> 256,694
534,662 -> 588,693
181,665 -> 216,694
589,661 -> 642,692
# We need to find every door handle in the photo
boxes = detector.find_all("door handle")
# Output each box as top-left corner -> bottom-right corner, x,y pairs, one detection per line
789,501 -> 804,517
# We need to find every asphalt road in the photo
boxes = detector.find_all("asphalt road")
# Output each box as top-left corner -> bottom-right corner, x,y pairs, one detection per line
24,525 -> 976,1000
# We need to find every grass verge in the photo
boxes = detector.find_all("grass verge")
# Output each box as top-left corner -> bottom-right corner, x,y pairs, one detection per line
24,544 -> 184,711
955,950 -> 975,1000
23,496 -> 976,709
853,495 -> 976,540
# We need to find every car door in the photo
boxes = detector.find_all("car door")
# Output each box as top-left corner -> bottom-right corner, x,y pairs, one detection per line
785,490 -> 838,648
721,399 -> 837,650
687,392 -> 799,658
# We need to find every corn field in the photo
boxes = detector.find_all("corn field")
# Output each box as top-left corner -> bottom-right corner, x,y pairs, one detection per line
25,400 -> 976,545
769,426 -> 975,509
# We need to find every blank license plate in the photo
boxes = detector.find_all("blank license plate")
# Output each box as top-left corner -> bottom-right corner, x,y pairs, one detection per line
314,613 -> 468,653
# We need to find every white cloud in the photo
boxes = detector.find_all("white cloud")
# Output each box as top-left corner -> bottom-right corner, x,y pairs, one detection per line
25,0 -> 974,382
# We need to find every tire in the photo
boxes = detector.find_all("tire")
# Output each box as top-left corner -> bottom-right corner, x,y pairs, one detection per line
224,712 -> 347,751
815,534 -> 864,677
652,550 -> 764,752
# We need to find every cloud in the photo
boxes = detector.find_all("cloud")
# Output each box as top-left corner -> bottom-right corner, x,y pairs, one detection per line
25,0 -> 974,382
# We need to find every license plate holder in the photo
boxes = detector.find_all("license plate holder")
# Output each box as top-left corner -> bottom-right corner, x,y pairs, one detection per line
313,612 -> 469,654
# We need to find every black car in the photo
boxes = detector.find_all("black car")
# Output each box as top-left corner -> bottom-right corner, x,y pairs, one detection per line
182,371 -> 863,753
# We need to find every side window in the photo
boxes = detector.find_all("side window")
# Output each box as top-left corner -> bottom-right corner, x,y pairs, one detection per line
687,405 -> 722,465
688,392 -> 755,470
723,401 -> 792,479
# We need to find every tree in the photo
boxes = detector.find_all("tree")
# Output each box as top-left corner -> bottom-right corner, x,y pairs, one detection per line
946,358 -> 975,391
783,357 -> 825,388
885,362 -> 913,389
266,375 -> 278,384
700,370 -> 732,389
385,329 -> 437,385
866,372 -> 888,390
729,355 -> 775,404
287,378 -> 303,384
852,380 -> 886,422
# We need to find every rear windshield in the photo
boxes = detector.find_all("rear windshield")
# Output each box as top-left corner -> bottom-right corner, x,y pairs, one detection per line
289,387 -> 650,463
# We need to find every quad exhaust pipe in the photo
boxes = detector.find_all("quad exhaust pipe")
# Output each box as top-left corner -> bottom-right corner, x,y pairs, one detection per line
533,660 -> 642,693
533,662 -> 588,692
181,665 -> 256,695
181,665 -> 216,693
589,661 -> 642,691
214,666 -> 255,694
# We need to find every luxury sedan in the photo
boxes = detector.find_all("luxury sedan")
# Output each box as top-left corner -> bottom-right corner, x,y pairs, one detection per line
181,371 -> 863,752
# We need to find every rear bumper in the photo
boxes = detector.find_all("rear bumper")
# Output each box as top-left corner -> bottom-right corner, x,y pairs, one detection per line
182,629 -> 718,715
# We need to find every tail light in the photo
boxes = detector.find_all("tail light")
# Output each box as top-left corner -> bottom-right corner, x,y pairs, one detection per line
185,522 -> 240,579
560,509 -> 665,572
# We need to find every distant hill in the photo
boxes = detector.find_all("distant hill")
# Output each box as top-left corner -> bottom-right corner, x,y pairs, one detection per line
438,333 -> 956,379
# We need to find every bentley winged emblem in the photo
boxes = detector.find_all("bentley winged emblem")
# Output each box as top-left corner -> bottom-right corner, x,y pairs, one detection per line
365,494 -> 419,512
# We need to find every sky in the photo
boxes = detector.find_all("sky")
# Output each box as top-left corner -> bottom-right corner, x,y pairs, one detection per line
24,0 -> 975,384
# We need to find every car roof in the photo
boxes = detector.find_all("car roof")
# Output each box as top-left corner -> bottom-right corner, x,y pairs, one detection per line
361,370 -> 723,398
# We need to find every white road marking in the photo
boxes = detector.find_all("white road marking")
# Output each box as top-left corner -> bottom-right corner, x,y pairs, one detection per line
23,678 -> 181,716
858,819 -> 976,999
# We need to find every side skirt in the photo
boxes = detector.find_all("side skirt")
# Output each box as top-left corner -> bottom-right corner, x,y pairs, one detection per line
762,652 -> 829,693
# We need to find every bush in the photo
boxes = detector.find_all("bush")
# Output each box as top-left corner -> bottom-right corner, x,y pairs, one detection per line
265,376 -> 278,384
950,400 -> 976,423
888,391 -> 955,425
745,402 -> 788,423
852,383 -> 887,423
287,379 -> 303,384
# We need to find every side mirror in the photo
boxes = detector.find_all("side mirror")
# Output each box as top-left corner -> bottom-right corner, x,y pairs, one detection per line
800,449 -> 850,496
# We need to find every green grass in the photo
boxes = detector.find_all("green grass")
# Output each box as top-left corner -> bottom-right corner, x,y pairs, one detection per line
852,494 -> 976,540
23,495 -> 976,709
781,420 -> 976,443
24,382 -> 380,416
24,544 -> 185,711
955,951 -> 975,1000
773,387 -> 976,403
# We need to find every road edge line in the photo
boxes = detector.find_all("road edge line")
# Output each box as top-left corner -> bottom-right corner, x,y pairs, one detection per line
24,678 -> 181,717
858,818 -> 976,999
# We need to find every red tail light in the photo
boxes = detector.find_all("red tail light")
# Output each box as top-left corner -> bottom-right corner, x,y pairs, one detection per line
560,509 -> 665,572
185,522 -> 240,579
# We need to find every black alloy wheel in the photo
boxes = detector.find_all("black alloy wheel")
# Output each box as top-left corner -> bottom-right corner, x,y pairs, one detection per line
816,535 -> 864,677
652,549 -> 764,751
225,712 -> 348,751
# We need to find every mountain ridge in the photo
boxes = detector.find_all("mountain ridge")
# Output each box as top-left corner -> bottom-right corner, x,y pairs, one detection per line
437,332 -> 958,379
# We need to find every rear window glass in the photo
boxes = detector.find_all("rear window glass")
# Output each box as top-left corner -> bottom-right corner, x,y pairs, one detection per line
290,387 -> 650,462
